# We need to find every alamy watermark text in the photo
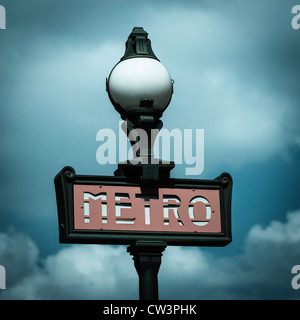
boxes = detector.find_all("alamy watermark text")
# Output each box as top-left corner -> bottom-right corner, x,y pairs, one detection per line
292,265 -> 300,290
0,265 -> 5,289
292,5 -> 300,29
96,121 -> 204,175
0,4 -> 5,29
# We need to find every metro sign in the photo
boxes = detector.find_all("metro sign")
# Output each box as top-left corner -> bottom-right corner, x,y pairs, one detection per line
55,167 -> 232,246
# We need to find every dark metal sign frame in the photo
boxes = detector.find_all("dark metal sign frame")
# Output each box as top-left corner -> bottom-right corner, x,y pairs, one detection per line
54,166 -> 232,246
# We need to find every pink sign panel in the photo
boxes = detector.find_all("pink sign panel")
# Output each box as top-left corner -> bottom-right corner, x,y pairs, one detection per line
74,184 -> 221,233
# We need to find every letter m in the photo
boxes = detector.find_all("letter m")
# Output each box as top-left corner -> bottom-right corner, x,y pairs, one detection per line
0,5 -> 6,30
0,265 -> 6,289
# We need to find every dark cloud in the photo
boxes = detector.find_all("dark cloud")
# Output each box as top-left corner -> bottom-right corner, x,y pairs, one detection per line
0,0 -> 300,299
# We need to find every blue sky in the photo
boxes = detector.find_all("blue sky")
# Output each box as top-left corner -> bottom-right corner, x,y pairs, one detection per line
0,0 -> 300,299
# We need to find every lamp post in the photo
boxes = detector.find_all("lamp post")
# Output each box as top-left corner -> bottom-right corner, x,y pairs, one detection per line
54,26 -> 232,302
106,27 -> 174,300
106,27 -> 175,185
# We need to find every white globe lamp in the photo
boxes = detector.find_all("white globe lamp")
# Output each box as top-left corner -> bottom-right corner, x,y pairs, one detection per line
106,27 -> 174,121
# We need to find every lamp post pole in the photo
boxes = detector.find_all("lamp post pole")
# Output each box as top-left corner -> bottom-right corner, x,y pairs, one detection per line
106,27 -> 174,300
127,241 -> 167,300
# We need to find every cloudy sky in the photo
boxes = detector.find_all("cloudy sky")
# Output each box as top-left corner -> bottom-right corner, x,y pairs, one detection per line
0,0 -> 300,299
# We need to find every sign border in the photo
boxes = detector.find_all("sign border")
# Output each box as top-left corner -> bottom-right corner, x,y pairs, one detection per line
54,166 -> 232,246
